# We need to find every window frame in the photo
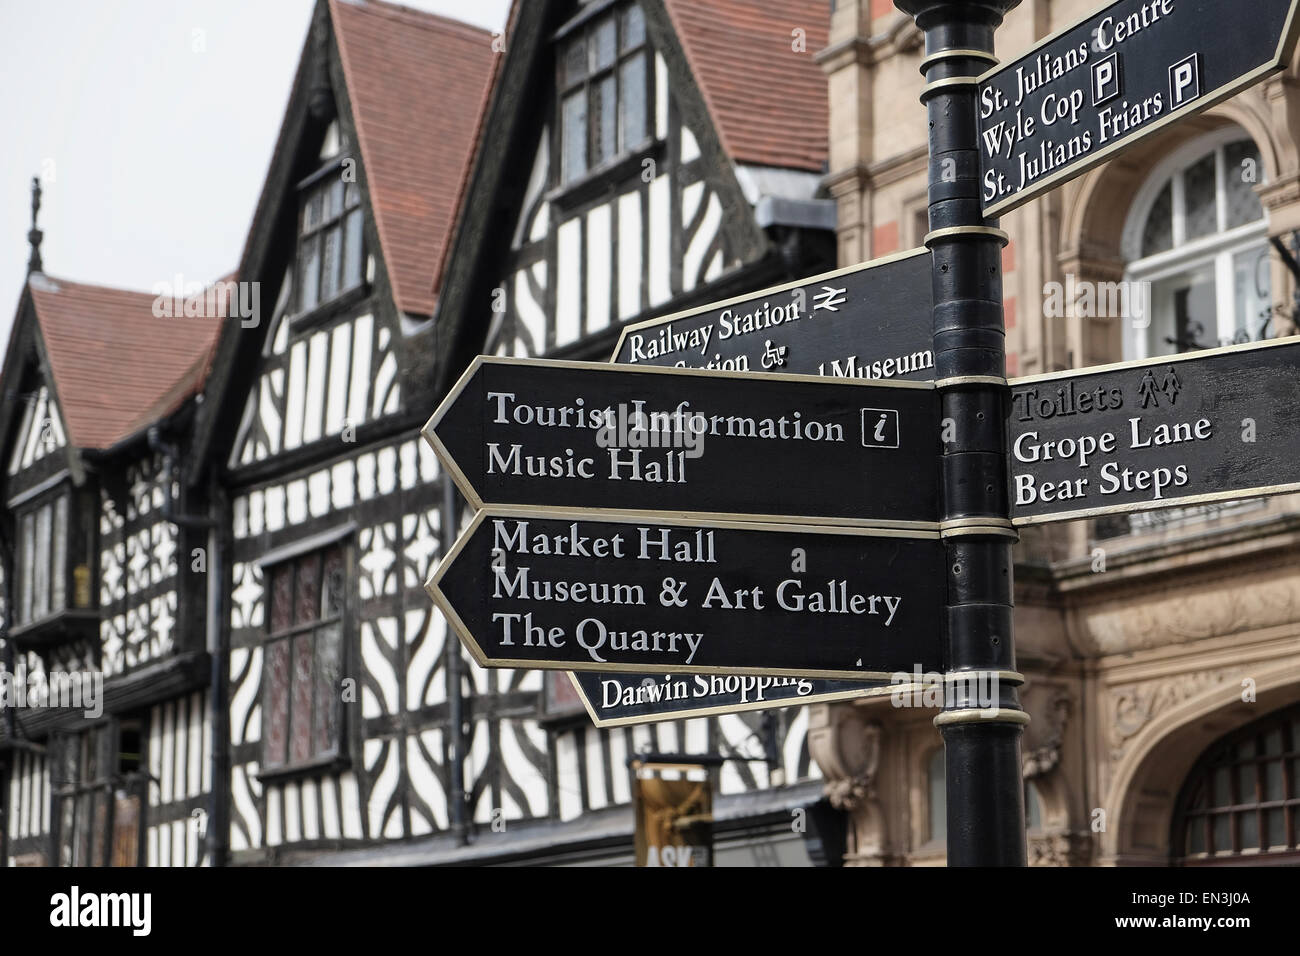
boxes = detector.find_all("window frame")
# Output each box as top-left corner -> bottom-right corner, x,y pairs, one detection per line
51,720 -> 146,868
11,487 -> 71,630
1121,129 -> 1271,360
1172,704 -> 1300,865
554,1 -> 655,189
293,159 -> 367,319
257,539 -> 351,779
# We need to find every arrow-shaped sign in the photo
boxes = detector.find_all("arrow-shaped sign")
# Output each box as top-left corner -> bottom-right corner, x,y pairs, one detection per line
611,248 -> 935,382
566,670 -> 906,727
425,356 -> 940,530
979,0 -> 1300,218
1008,336 -> 1300,525
427,509 -> 946,680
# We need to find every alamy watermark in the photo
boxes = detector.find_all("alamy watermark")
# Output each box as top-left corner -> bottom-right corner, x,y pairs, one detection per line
1044,274 -> 1151,328
890,666 -> 1000,716
152,274 -> 260,328
0,669 -> 103,719
594,401 -> 707,459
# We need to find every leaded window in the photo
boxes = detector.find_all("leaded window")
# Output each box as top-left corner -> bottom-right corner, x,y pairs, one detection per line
558,3 -> 651,184
52,721 -> 144,867
1125,133 -> 1270,358
296,171 -> 364,314
14,492 -> 68,627
262,545 -> 346,770
1174,703 -> 1300,864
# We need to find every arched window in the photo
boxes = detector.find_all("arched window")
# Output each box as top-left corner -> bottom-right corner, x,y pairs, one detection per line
1172,702 -> 1300,865
1122,129 -> 1270,359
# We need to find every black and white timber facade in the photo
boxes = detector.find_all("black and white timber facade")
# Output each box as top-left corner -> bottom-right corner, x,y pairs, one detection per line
0,0 -> 844,867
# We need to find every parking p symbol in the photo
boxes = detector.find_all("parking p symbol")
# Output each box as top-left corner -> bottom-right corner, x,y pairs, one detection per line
1092,52 -> 1121,106
1169,54 -> 1201,108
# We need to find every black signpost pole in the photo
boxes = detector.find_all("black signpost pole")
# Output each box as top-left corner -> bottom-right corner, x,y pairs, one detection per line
896,0 -> 1028,866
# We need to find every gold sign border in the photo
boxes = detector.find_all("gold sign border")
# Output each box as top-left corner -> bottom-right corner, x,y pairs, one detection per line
422,354 -> 940,532
1008,335 -> 1300,526
426,506 -> 942,681
979,0 -> 1300,220
608,246 -> 933,366
568,673 -> 928,728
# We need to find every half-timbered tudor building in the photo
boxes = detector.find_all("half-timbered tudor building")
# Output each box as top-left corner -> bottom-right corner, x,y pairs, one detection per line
193,0 -> 844,867
414,0 -> 844,865
1,0 -> 853,868
0,254 -> 226,866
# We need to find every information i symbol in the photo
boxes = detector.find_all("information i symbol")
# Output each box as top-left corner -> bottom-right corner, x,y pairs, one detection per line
861,409 -> 900,449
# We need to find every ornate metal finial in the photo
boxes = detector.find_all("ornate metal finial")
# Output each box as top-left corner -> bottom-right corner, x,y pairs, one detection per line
27,176 -> 44,274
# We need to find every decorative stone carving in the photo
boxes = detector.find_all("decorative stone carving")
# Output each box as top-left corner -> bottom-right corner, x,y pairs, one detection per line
1022,686 -> 1071,780
1109,669 -> 1233,759
807,704 -> 896,866
822,721 -> 881,812
1028,830 -> 1093,867
1081,573 -> 1300,655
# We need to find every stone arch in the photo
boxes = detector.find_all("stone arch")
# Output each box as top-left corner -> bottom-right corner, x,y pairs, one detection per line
1059,98 -> 1281,268
1101,662 -> 1300,865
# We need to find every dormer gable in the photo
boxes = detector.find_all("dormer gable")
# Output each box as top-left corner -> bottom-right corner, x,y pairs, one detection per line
192,0 -> 498,478
435,0 -> 834,378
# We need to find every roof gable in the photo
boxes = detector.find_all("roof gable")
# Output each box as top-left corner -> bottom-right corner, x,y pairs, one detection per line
436,0 -> 831,382
27,274 -> 224,450
190,0 -> 501,476
6,381 -> 67,476
663,0 -> 829,173
330,0 -> 498,316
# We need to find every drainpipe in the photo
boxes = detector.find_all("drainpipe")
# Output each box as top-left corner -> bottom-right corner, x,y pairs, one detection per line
442,477 -> 468,844
146,427 -> 226,865
205,483 -> 230,868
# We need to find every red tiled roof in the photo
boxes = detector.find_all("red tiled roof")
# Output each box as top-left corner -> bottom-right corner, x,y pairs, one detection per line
330,0 -> 498,316
663,0 -> 830,173
27,275 -> 227,450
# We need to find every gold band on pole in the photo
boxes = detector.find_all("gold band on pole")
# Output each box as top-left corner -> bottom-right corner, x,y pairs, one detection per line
919,48 -> 999,73
924,225 -> 1011,247
934,708 -> 1031,728
920,76 -> 979,100
934,374 -> 1008,388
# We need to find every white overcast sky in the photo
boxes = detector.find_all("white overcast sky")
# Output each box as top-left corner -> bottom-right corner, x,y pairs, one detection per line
0,0 -> 512,352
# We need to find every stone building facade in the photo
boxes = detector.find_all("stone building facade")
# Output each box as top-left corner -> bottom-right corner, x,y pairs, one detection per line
812,0 -> 1300,866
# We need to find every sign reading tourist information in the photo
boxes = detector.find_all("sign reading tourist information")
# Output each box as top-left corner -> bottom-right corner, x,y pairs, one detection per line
1008,337 -> 1300,525
428,510 -> 946,679
978,0 -> 1300,218
427,357 -> 939,529
568,670 -> 899,727
611,248 -> 935,382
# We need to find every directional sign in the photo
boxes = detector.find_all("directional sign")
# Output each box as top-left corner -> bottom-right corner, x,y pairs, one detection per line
427,356 -> 939,530
978,0 -> 1300,218
428,509 -> 946,679
1008,336 -> 1300,525
568,670 -> 903,727
611,248 -> 935,382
